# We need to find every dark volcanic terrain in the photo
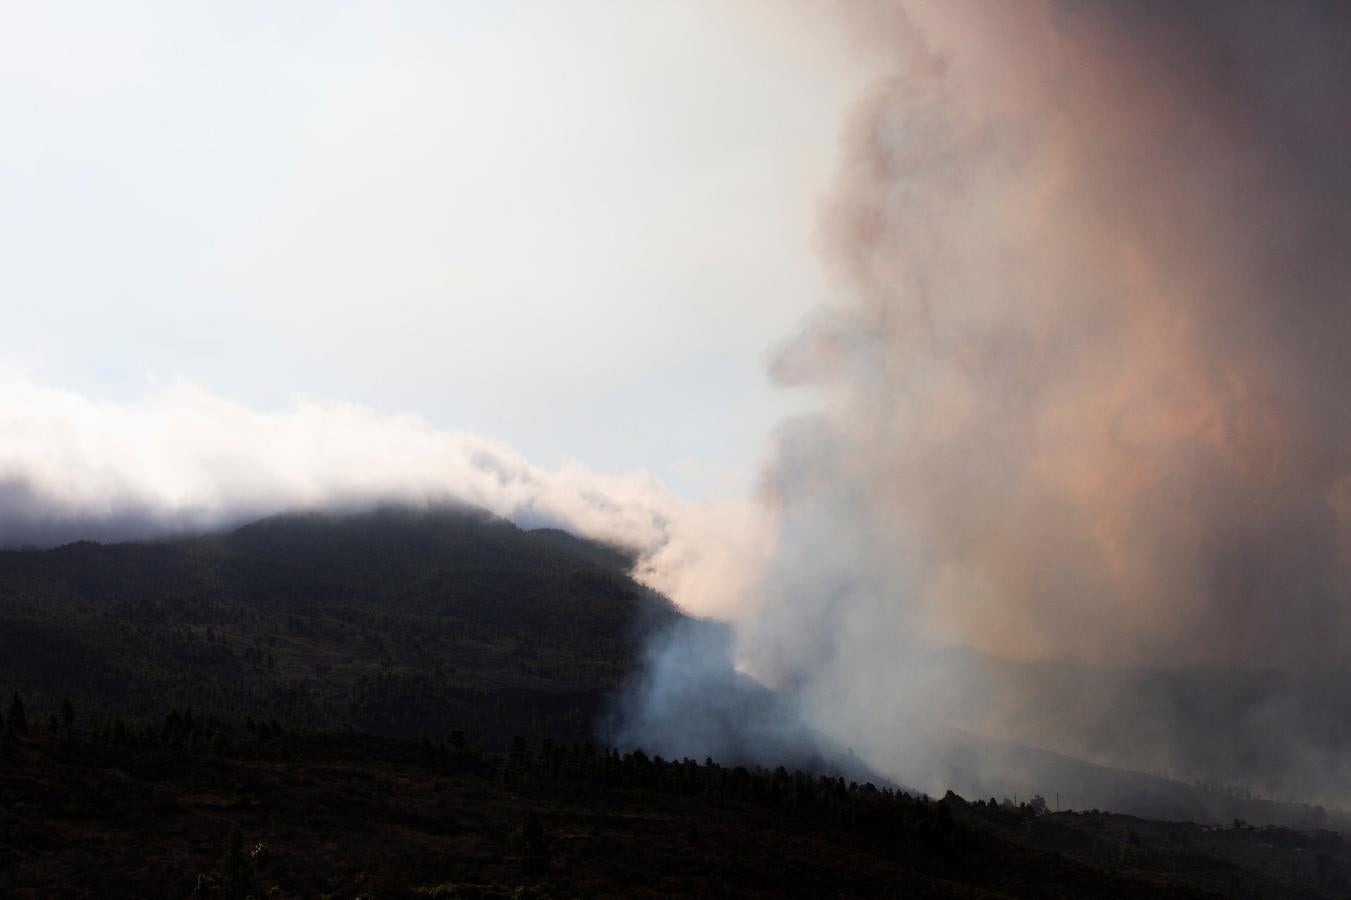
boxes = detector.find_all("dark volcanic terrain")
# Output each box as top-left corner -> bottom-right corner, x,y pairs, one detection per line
0,505 -> 673,750
3,506 -> 1351,897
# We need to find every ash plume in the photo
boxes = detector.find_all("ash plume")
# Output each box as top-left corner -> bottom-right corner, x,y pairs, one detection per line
767,0 -> 1351,668
623,0 -> 1351,811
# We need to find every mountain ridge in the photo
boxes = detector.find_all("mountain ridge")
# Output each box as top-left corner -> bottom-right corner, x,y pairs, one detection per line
2,502 -> 1344,831
0,503 -> 672,749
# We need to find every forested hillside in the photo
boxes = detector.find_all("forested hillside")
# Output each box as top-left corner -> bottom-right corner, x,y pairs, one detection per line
7,506 -> 1351,897
0,505 -> 676,749
3,707 -> 1226,899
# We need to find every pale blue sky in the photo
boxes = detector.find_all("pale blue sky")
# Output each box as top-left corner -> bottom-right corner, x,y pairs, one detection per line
0,1 -> 866,499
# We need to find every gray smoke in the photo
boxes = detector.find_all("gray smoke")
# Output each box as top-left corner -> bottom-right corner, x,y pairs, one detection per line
619,0 -> 1351,812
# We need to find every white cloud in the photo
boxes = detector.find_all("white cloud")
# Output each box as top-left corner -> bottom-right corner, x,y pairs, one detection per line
0,375 -> 772,618
0,0 -> 855,482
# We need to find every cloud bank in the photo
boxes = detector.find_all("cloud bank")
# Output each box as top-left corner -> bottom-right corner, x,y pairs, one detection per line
0,376 -> 770,620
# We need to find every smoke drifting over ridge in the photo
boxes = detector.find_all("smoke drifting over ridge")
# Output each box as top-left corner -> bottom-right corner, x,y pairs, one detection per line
713,0 -> 1351,805
0,376 -> 769,620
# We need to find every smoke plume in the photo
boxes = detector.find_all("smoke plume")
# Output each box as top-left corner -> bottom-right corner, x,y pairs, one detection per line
0,375 -> 769,620
712,0 -> 1351,808
620,0 -> 1351,813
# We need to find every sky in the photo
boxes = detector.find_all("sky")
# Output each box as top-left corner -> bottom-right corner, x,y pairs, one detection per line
0,0 -> 864,499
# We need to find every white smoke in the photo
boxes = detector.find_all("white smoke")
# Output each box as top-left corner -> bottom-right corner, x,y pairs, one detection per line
622,0 -> 1351,813
0,374 -> 772,619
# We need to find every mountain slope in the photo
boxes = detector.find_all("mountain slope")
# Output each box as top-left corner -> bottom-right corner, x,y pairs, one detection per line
3,504 -> 1340,830
0,504 -> 676,747
3,715 -> 1220,899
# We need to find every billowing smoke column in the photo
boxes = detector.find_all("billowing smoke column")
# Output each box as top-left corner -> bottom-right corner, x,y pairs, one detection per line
769,0 -> 1351,666
620,0 -> 1351,811
730,0 -> 1351,806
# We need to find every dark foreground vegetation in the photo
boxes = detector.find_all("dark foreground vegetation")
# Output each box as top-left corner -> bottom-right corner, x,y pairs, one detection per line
0,704 -> 1236,899
5,700 -> 1351,897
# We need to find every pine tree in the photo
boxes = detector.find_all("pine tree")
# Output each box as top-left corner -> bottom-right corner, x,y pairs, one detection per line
220,828 -> 251,900
7,693 -> 27,736
514,812 -> 550,875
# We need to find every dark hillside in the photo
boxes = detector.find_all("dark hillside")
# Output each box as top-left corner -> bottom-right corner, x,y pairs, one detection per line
0,505 -> 677,748
0,711 -> 1219,899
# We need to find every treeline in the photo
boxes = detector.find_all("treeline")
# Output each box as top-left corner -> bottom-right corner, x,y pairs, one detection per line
4,689 -> 930,829
1,693 -> 1215,899
0,689 -> 1086,856
1,692 -> 284,760
3,692 -> 971,869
